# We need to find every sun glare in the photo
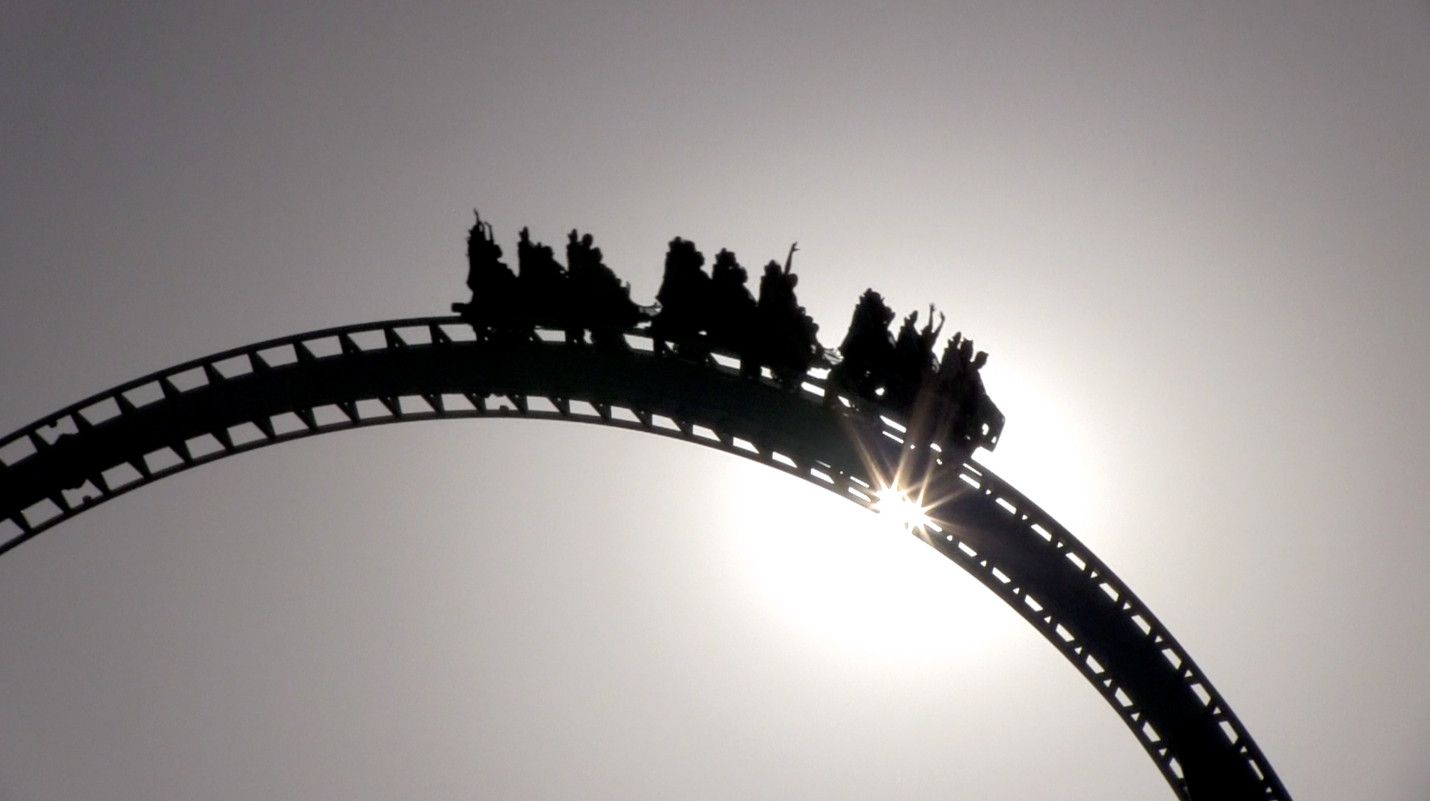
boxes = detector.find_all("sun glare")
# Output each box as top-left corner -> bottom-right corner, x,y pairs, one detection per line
872,486 -> 933,532
721,465 -> 1011,668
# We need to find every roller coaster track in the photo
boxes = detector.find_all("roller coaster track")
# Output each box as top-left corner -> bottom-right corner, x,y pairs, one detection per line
0,315 -> 1290,801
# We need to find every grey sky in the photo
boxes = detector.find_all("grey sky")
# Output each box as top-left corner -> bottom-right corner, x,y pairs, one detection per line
1,2 -> 1427,799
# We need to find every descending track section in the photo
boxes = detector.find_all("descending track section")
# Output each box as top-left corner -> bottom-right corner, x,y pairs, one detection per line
0,316 -> 1289,801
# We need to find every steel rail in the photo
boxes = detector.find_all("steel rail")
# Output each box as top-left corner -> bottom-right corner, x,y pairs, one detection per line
0,316 -> 1290,801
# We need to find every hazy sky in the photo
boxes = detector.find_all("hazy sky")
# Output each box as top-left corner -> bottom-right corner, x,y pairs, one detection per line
1,2 -> 1427,799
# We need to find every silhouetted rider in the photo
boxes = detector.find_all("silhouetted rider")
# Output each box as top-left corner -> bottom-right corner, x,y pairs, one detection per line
566,229 -> 644,350
516,227 -> 568,332
706,249 -> 759,375
651,237 -> 712,359
754,243 -> 821,388
454,210 -> 522,340
932,332 -> 995,448
831,289 -> 897,403
884,305 -> 943,416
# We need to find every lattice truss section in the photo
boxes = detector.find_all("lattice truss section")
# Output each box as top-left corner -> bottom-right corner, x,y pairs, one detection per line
0,317 -> 1289,801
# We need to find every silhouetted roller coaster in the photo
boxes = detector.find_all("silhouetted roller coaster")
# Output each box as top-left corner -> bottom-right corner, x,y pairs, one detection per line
0,222 -> 1292,801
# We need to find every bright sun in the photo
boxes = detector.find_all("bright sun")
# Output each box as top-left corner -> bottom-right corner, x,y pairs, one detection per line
720,463 -> 1012,667
871,486 -> 934,532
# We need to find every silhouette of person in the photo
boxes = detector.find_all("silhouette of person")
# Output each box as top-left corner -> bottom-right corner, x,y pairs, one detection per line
516,227 -> 568,332
566,229 -> 644,350
886,307 -> 943,415
932,331 -> 997,448
455,210 -> 521,340
831,289 -> 896,404
651,237 -> 712,358
754,243 -> 820,388
706,249 -> 759,374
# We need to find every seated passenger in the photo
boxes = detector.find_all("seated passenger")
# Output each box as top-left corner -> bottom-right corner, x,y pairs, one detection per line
455,210 -> 522,340
754,244 -> 821,388
706,249 -> 759,374
832,289 -> 895,404
516,227 -> 569,332
566,230 -> 645,351
651,237 -> 712,358
885,309 -> 941,415
931,332 -> 993,449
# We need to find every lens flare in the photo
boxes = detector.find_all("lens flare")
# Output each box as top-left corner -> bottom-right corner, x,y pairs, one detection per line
872,486 -> 933,532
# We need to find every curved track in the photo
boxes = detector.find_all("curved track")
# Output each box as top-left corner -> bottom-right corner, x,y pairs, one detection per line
0,316 -> 1290,801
